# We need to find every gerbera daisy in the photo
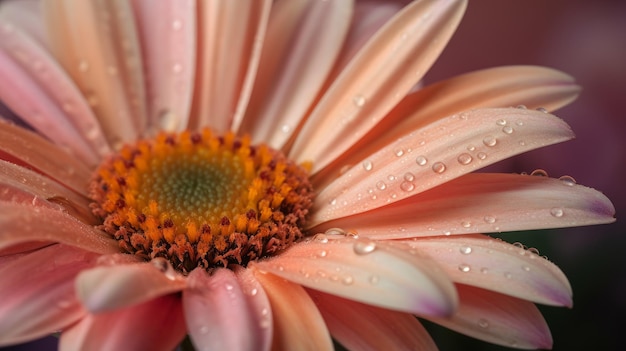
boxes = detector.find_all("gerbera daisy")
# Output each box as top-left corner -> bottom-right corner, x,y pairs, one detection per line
0,0 -> 615,350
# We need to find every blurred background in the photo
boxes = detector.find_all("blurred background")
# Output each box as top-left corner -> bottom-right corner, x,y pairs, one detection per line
3,0 -> 624,350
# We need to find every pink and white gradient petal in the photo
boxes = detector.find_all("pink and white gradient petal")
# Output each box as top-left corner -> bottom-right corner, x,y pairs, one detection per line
0,20 -> 107,164
0,120 -> 92,194
232,266 -> 273,351
426,284 -> 553,350
405,235 -> 573,307
253,237 -> 457,317
183,268 -> 270,351
59,295 -> 186,351
131,0 -> 196,133
252,268 -> 333,351
315,66 -> 581,184
43,0 -> 146,144
0,203 -> 118,255
76,261 -> 186,313
291,0 -> 466,172
313,173 -> 615,238
190,0 -> 271,133
309,289 -> 438,351
310,108 -> 575,225
241,0 -> 353,148
0,0 -> 47,46
0,245 -> 96,346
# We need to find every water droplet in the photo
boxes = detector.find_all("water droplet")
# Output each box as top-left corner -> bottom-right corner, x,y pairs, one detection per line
369,275 -> 379,285
459,246 -> 472,254
353,95 -> 366,107
496,119 -> 507,126
329,198 -> 337,205
353,238 -> 377,255
559,175 -> 576,186
458,264 -> 471,272
467,145 -> 476,151
431,162 -> 446,174
394,148 -> 404,157
518,140 -> 526,146
325,228 -> 346,236
502,125 -> 513,134
376,181 -> 387,190
362,160 -> 373,171
313,233 -> 328,243
550,207 -> 564,217
522,265 -> 531,272
515,120 -> 524,126
482,136 -> 497,147
530,169 -> 548,177
461,221 -> 472,228
457,153 -> 473,165
536,107 -> 548,113
318,250 -> 327,257
225,284 -> 234,291
249,288 -> 258,296
480,267 -> 489,274
516,104 -> 527,110
483,216 -> 496,224
342,275 -> 354,285
158,110 -> 178,130
415,155 -> 428,166
403,172 -> 415,182
400,181 -> 415,192
476,152 -> 487,160
281,124 -> 291,133
443,230 -> 451,236
151,257 -> 177,280
478,319 -> 489,328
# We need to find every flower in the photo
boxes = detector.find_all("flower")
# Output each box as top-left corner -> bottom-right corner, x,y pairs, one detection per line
0,0 -> 615,350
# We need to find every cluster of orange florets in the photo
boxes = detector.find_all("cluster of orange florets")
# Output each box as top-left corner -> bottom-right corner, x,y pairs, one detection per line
90,129 -> 313,273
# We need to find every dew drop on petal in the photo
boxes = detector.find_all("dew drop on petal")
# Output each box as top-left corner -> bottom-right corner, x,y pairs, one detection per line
482,136 -> 497,147
483,216 -> 496,224
457,153 -> 473,165
458,264 -> 471,272
536,107 -> 548,113
376,181 -> 387,190
522,265 -> 531,272
461,221 -> 471,228
403,172 -> 415,182
459,246 -> 472,255
431,162 -> 446,174
415,155 -> 428,166
313,233 -> 328,243
559,175 -> 577,186
325,228 -> 346,236
342,275 -> 354,285
496,119 -> 507,126
353,95 -> 366,107
394,148 -> 404,157
362,160 -> 373,171
530,169 -> 548,177
369,275 -> 379,285
477,152 -> 487,160
400,181 -> 415,192
502,125 -> 514,134
478,318 -> 489,329
550,207 -> 564,217
353,238 -> 377,255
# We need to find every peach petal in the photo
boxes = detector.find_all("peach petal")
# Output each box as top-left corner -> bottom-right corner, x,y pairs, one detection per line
0,160 -> 96,224
241,0 -> 353,148
310,108 -> 574,225
0,202 -> 118,255
0,21 -> 107,164
315,66 -> 581,185
0,245 -> 94,346
291,0 -> 466,171
59,295 -> 186,351
403,235 -> 572,307
184,268 -> 270,351
253,237 -> 457,317
251,268 -> 333,351
190,0 -> 271,133
425,284 -> 552,349
131,0 -> 195,132
76,261 -> 186,313
313,173 -> 616,238
0,120 -> 93,194
233,265 -> 273,351
44,0 -> 146,144
309,289 -> 437,351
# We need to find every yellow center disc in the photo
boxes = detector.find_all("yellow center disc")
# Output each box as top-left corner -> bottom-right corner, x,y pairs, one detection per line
90,129 -> 313,273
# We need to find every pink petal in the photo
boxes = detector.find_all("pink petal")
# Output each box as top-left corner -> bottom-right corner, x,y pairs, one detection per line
309,289 -> 437,351
240,0 -> 353,148
43,0 -> 146,144
404,235 -> 573,307
253,236 -> 457,317
315,65 -> 581,186
251,267 -> 333,351
310,107 -> 575,225
0,0 -> 47,45
189,0 -> 271,133
291,0 -> 466,172
312,172 -> 615,238
0,160 -> 96,224
131,0 -> 195,132
59,295 -> 186,351
0,120 -> 93,194
0,19 -> 108,164
0,244 -> 95,346
183,268 -> 271,351
426,284 -> 552,349
0,202 -> 118,255
233,265 -> 273,351
76,260 -> 186,313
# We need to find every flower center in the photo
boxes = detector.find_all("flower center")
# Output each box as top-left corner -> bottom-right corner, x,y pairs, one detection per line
90,129 -> 313,273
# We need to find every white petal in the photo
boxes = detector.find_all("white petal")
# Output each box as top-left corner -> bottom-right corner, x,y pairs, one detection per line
253,236 -> 457,316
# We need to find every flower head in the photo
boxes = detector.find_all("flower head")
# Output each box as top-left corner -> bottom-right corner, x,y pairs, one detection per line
0,0 -> 615,350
